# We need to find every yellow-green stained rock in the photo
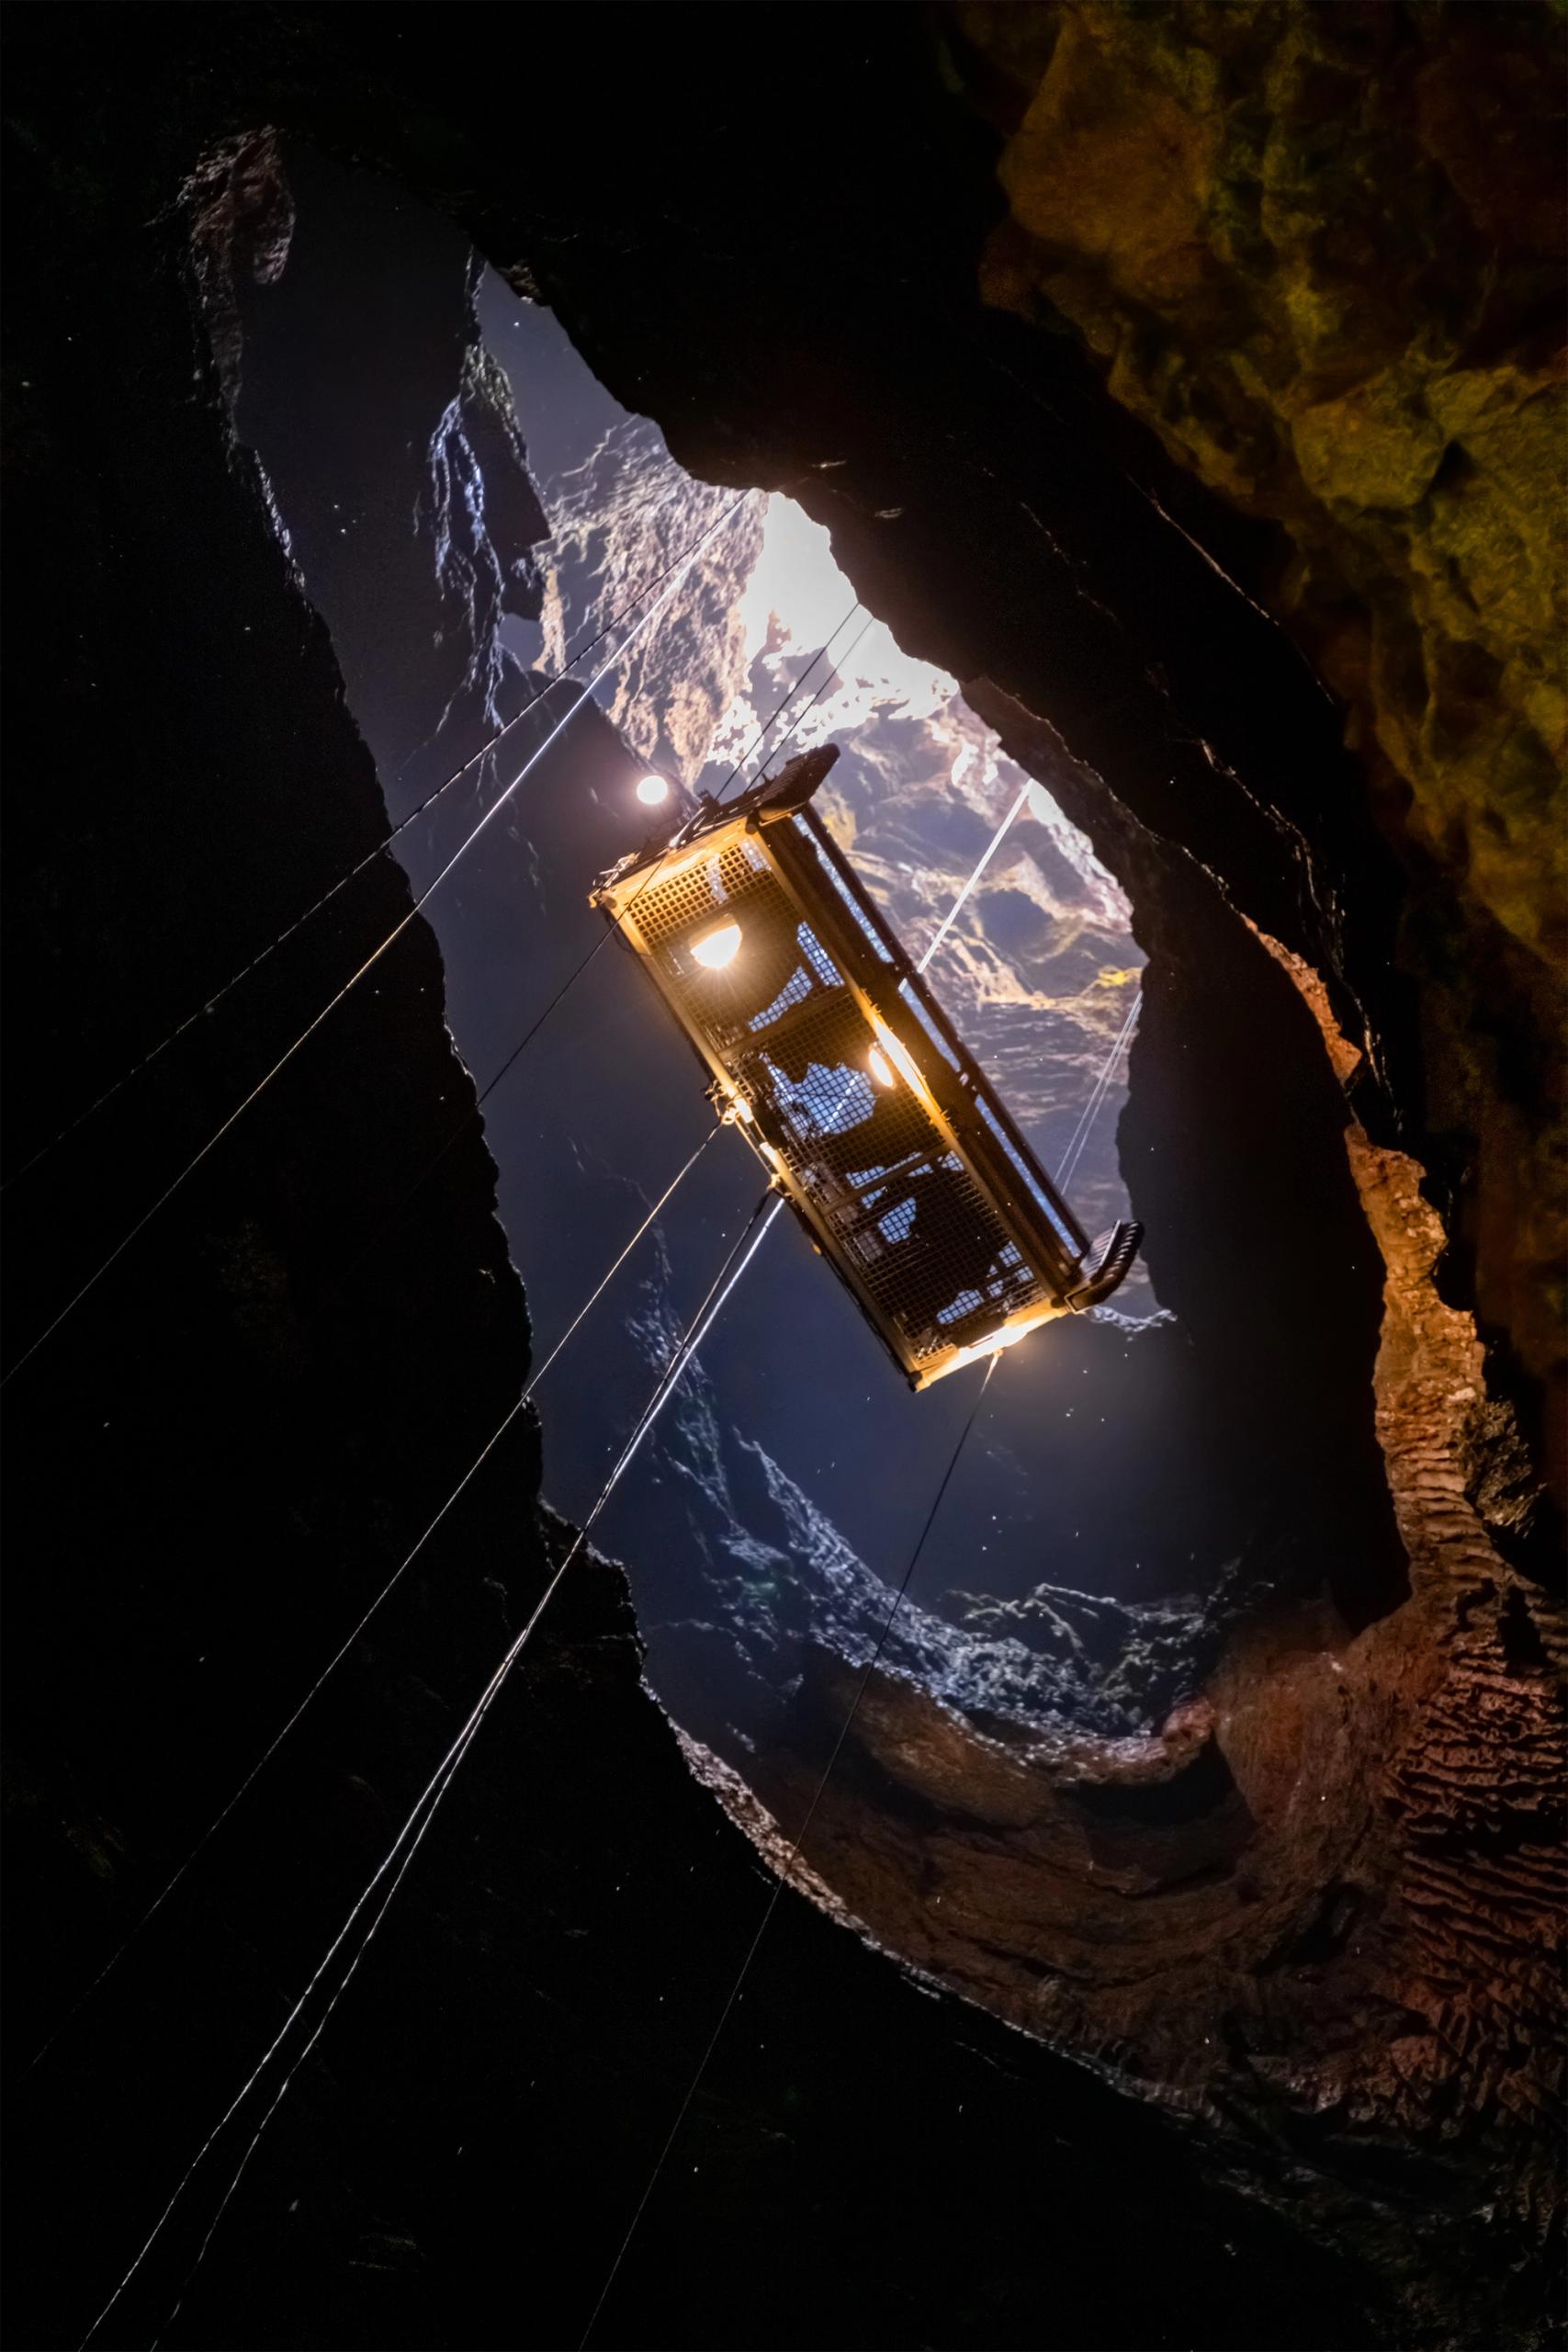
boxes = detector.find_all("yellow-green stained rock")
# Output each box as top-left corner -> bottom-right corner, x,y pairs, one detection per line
998,13 -> 1222,311
952,0 -> 1566,1430
960,0 -> 1567,975
1292,371 -> 1448,510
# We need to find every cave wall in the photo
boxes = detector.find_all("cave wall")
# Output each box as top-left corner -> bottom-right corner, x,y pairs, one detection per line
4,6 -> 1562,2347
2,15 -> 1386,2352
951,0 -> 1566,1484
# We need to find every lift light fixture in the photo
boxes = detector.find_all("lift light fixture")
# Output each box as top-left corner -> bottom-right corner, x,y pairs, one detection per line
691,920 -> 743,969
872,1021 -> 927,1102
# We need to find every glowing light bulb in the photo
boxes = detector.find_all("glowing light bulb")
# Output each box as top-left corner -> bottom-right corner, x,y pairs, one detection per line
868,1047 -> 897,1089
691,921 -> 742,969
637,774 -> 669,806
873,1024 -> 926,1096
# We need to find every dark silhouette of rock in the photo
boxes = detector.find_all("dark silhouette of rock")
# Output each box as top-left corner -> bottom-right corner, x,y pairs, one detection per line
3,7 -> 1561,2347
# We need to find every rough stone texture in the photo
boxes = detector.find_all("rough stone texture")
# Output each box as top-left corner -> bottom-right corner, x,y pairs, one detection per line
185,128 -> 299,407
696,947 -> 1564,2349
951,0 -> 1567,1480
4,7 -> 1562,2346
4,62 -> 1383,2352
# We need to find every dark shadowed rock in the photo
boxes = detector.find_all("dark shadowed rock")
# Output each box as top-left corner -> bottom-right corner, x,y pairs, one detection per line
3,7 -> 1561,2347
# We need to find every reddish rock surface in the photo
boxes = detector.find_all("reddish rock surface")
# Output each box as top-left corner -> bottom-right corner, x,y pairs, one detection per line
693,963 -> 1563,2344
5,9 -> 1561,2345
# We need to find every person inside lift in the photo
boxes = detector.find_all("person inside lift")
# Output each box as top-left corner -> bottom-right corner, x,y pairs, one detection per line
878,1158 -> 1010,1338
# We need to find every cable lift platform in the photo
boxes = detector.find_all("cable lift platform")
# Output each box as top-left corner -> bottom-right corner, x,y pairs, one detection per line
591,744 -> 1142,1390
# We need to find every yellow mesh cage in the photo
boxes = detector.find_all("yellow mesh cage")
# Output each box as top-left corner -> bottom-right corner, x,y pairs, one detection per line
593,783 -> 1091,1389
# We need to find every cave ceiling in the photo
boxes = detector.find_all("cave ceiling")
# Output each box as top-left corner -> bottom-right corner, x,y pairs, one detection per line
4,6 -> 1562,2347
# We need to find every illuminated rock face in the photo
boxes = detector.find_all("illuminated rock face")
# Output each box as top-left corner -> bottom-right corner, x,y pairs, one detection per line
953,0 -> 1566,1469
675,686 -> 1564,2351
689,1007 -> 1565,2352
457,15 -> 1566,2329
964,0 -> 1566,950
4,9 -> 1562,2347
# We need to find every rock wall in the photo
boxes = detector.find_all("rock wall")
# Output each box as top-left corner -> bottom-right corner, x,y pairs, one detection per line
951,0 -> 1566,1481
4,6 -> 1562,2346
694,901 -> 1564,2349
3,17 -> 1382,2350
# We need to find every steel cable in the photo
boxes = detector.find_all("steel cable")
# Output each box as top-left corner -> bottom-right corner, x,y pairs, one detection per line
80,1185 -> 780,2351
1,494 -> 754,1195
25,548 -> 863,2066
1055,983 -> 1142,1194
320,595 -> 865,1303
23,1126 -> 720,2081
4,497 -> 754,1387
915,781 -> 1032,975
578,1352 -> 999,2348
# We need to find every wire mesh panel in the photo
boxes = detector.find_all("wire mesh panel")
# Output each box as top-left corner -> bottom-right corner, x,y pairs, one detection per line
593,785 -> 1097,1387
728,967 -> 1043,1362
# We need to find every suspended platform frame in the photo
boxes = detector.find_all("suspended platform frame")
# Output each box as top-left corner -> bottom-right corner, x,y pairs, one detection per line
592,747 -> 1139,1389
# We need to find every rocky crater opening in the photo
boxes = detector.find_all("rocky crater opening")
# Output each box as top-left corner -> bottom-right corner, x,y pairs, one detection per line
5,10 -> 1561,2350
218,139 -> 1408,1811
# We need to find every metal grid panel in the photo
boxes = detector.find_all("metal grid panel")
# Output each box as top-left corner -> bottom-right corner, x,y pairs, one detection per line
975,1093 -> 1083,1255
897,977 -> 964,1074
613,815 -> 1069,1373
638,842 -> 812,1055
633,839 -> 766,961
791,816 -> 897,962
845,1152 -> 1043,1361
743,992 -> 921,1168
723,939 -> 1051,1365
